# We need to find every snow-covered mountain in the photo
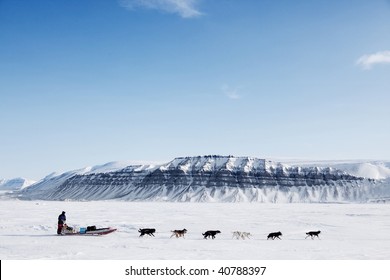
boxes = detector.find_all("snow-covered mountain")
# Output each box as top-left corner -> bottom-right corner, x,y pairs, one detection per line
279,159 -> 390,180
16,156 -> 390,202
21,161 -> 139,194
0,177 -> 36,191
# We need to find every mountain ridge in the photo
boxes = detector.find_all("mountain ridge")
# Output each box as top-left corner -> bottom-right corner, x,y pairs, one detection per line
14,155 -> 390,202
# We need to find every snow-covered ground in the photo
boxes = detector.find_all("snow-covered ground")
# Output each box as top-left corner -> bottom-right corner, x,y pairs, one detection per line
1,200 -> 390,260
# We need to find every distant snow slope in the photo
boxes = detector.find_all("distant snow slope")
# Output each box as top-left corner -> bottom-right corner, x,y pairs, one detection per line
14,156 -> 390,203
0,177 -> 36,191
278,159 -> 390,180
328,161 -> 390,180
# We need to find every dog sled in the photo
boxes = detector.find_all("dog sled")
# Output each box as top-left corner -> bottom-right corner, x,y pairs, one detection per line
60,225 -> 117,236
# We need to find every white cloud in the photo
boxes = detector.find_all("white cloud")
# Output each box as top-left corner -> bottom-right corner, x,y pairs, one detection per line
119,0 -> 202,18
356,50 -> 390,70
222,85 -> 242,100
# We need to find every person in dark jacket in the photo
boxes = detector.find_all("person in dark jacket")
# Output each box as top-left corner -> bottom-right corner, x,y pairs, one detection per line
57,211 -> 66,234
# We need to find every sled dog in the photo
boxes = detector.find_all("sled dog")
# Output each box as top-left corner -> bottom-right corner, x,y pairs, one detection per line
202,230 -> 221,239
170,229 -> 187,238
232,231 -> 251,240
305,230 -> 321,239
267,231 -> 282,240
138,228 -> 156,237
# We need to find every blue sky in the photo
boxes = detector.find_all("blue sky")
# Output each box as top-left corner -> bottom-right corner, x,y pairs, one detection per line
1,0 -> 390,180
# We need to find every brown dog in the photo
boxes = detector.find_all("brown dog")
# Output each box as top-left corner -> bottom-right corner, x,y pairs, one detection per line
170,229 -> 187,238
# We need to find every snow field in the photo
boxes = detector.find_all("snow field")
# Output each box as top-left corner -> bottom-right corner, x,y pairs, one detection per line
1,201 -> 390,259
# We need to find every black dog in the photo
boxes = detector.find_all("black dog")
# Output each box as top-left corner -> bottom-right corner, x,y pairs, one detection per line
305,230 -> 321,239
267,231 -> 282,240
202,230 -> 221,239
138,228 -> 156,237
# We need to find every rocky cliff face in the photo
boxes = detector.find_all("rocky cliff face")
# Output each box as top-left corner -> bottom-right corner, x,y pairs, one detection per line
18,156 -> 386,202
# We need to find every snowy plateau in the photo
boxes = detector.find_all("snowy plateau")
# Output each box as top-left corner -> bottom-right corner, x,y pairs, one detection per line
1,156 -> 390,260
6,155 -> 390,203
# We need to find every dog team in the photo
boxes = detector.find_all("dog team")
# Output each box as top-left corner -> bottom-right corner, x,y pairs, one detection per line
138,228 -> 321,240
